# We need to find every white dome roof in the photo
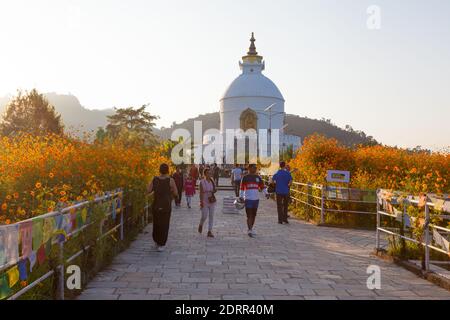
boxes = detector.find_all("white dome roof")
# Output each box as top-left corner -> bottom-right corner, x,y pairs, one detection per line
221,73 -> 285,101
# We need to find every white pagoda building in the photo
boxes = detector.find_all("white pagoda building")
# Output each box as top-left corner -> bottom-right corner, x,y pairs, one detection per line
203,33 -> 301,163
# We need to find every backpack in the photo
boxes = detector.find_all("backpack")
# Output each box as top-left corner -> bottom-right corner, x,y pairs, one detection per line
152,177 -> 172,213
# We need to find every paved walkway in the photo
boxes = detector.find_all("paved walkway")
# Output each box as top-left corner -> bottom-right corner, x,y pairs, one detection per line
79,190 -> 450,300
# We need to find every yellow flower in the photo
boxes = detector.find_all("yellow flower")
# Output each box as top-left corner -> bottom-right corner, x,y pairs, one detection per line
49,172 -> 55,179
1,203 -> 7,211
35,182 -> 42,189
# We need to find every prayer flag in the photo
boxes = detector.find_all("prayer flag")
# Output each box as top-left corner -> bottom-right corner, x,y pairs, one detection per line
0,273 -> 11,299
433,229 -> 450,253
403,214 -> 411,228
112,200 -> 117,220
28,251 -> 37,273
76,210 -> 84,228
327,186 -> 337,199
37,244 -> 46,265
116,197 -> 122,212
0,227 -> 7,266
6,266 -> 19,288
4,225 -> 19,266
443,201 -> 450,214
81,208 -> 88,223
350,189 -> 361,201
45,240 -> 52,256
19,221 -> 33,258
393,207 -> 402,221
18,259 -> 28,281
32,219 -> 44,251
70,212 -> 77,231
42,217 -> 55,243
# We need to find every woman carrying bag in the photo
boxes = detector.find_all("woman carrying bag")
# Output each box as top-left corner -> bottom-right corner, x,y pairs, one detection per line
147,163 -> 179,252
198,168 -> 217,238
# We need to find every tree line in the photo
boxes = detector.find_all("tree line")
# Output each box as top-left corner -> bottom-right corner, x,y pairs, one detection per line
0,89 -> 159,146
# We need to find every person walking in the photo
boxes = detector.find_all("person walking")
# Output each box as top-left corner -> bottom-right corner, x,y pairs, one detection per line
231,164 -> 243,197
213,163 -> 220,187
147,163 -> 179,252
239,164 -> 269,238
199,164 -> 205,179
189,164 -> 199,186
198,168 -> 217,238
172,167 -> 184,207
272,162 -> 293,224
184,173 -> 196,209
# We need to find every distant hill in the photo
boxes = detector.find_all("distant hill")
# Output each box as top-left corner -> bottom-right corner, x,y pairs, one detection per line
159,112 -> 378,146
0,93 -> 115,134
1,93 -> 377,145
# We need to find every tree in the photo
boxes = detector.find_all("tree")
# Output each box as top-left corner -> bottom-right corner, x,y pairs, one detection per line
281,144 -> 294,162
0,89 -> 64,136
105,104 -> 159,145
95,127 -> 107,142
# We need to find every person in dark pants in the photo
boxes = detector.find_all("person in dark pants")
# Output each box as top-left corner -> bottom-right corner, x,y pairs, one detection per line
172,167 -> 184,207
213,163 -> 220,187
272,162 -> 293,224
147,164 -> 178,252
231,164 -> 243,197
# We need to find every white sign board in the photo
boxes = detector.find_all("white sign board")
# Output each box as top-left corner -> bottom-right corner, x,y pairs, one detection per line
327,170 -> 350,183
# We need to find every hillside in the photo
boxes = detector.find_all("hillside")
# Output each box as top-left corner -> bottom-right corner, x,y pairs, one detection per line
1,93 -> 376,145
159,112 -> 378,146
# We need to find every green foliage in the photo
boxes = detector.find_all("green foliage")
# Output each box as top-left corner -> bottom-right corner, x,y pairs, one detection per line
102,104 -> 159,146
0,89 -> 64,136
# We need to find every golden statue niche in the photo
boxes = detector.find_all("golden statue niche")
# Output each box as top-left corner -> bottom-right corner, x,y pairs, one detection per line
240,108 -> 258,131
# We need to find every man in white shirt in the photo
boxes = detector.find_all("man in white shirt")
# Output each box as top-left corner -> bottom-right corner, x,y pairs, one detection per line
231,164 -> 243,197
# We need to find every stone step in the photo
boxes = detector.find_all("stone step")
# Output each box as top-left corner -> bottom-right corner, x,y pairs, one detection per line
223,196 -> 240,214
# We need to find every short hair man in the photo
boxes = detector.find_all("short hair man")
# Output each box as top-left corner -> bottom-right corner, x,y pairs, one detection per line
239,164 -> 269,237
272,162 -> 293,224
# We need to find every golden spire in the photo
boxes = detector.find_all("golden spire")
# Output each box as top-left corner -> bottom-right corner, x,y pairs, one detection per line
247,32 -> 258,56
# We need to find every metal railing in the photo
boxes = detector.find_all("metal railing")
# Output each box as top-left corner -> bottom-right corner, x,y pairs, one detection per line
375,190 -> 450,272
0,190 -> 152,300
261,175 -> 377,224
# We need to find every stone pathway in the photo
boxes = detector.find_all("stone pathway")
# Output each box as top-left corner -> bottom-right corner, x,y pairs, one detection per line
78,190 -> 450,300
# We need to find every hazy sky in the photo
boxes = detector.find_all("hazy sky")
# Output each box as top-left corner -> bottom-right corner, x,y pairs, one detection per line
0,0 -> 449,150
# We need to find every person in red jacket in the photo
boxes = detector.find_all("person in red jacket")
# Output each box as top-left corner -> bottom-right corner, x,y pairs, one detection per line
184,173 -> 196,208
189,165 -> 199,186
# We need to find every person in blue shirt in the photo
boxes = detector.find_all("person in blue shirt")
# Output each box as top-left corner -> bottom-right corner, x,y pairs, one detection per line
272,162 -> 293,224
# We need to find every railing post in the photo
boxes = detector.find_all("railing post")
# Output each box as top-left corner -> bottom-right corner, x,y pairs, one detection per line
57,241 -> 65,300
120,205 -> 124,241
320,185 -> 325,225
145,201 -> 149,225
400,200 -> 407,257
424,202 -> 430,272
376,189 -> 380,251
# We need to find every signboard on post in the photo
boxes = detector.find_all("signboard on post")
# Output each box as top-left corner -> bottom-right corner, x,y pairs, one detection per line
326,170 -> 350,183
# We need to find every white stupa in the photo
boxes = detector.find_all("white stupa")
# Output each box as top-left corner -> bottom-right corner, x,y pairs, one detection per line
203,33 -> 301,163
